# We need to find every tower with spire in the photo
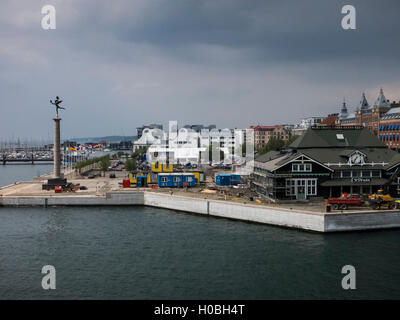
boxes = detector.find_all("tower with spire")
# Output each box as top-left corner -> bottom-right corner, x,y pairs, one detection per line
374,87 -> 391,108
360,92 -> 370,112
339,98 -> 348,120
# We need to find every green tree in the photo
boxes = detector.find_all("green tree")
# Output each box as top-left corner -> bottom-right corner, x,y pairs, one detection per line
285,134 -> 299,148
267,136 -> 285,151
99,155 -> 110,176
257,137 -> 285,155
125,158 -> 137,172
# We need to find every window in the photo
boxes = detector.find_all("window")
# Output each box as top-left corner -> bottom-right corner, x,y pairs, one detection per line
292,163 -> 312,172
371,170 -> 380,178
333,171 -> 341,178
342,171 -> 351,178
174,177 -> 181,182
307,180 -> 317,195
361,171 -> 371,178
352,171 -> 360,177
186,177 -> 193,182
161,177 -> 167,182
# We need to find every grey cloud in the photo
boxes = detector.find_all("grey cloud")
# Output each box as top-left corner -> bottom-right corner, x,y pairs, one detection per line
0,0 -> 399,139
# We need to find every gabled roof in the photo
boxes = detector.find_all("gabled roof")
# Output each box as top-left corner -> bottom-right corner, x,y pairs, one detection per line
289,127 -> 386,149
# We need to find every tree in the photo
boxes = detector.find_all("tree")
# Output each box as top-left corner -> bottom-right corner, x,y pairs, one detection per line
257,137 -> 285,155
99,155 -> 110,176
125,158 -> 137,172
285,134 -> 299,148
267,136 -> 285,151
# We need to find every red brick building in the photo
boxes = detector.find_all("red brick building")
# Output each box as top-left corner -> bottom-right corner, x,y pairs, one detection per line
337,88 -> 400,149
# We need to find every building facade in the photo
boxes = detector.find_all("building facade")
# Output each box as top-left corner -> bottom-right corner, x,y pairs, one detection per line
249,125 -> 289,150
337,89 -> 398,148
251,127 -> 400,201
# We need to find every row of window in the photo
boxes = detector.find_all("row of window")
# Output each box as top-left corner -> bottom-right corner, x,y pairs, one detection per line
333,170 -> 381,178
285,179 -> 317,196
292,163 -> 312,172
160,176 -> 193,182
380,124 -> 400,130
379,134 -> 400,141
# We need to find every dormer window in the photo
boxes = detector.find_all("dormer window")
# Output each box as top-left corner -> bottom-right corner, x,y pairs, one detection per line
292,163 -> 312,172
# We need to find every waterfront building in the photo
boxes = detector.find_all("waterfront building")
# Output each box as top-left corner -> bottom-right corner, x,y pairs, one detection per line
140,123 -> 246,165
337,89 -> 393,132
378,107 -> 400,151
336,89 -> 400,150
249,125 -> 289,150
251,126 -> 400,201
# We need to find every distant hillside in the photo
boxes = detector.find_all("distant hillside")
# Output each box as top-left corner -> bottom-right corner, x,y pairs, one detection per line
64,136 -> 137,143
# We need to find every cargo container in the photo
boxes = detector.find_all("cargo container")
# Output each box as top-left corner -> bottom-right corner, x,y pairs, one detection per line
158,173 -> 197,188
215,173 -> 241,186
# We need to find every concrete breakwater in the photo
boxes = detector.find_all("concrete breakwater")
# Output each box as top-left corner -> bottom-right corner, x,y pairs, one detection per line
1,191 -> 400,232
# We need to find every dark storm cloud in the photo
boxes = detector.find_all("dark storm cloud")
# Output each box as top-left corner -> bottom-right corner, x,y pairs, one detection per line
0,0 -> 399,139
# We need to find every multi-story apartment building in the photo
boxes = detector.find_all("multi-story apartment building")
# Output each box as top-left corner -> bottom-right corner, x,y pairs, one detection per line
249,125 -> 289,150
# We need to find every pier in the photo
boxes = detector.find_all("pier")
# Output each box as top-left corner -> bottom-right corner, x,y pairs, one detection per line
1,155 -> 54,165
1,177 -> 400,233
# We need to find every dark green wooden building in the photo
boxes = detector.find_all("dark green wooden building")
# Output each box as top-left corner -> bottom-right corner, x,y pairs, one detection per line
252,126 -> 400,200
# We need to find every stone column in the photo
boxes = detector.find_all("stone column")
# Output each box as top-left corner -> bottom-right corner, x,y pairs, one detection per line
53,116 -> 61,178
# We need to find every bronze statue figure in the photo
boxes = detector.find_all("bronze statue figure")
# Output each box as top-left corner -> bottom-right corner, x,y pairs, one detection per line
50,96 -> 66,116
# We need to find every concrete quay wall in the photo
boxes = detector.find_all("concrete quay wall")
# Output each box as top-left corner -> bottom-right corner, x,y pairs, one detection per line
325,211 -> 400,232
1,192 -> 144,207
2,191 -> 400,232
144,192 -> 324,232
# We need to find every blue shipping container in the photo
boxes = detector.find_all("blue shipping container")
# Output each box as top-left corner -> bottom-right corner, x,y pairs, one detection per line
216,174 -> 241,186
158,173 -> 197,188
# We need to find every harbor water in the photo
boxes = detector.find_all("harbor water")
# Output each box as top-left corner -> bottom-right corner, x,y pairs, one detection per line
1,165 -> 400,299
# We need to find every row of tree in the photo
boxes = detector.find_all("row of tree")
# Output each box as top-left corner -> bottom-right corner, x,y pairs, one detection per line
256,135 -> 299,155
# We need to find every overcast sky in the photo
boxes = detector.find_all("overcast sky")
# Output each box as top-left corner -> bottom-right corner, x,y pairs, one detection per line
1,0 -> 399,141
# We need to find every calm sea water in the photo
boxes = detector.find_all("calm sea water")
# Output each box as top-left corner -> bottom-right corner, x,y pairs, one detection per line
1,165 -> 400,299
0,163 -> 53,187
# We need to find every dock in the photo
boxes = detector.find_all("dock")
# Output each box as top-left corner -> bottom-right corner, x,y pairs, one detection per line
1,176 -> 400,233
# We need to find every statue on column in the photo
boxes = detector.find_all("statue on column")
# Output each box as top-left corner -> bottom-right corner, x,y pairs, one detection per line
50,96 -> 66,116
